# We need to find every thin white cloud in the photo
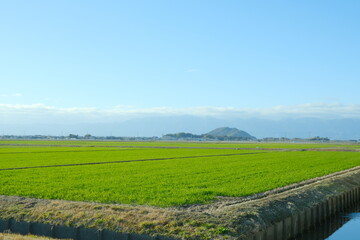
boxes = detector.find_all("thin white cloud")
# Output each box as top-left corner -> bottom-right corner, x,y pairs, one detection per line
0,103 -> 360,125
0,93 -> 23,97
186,69 -> 198,73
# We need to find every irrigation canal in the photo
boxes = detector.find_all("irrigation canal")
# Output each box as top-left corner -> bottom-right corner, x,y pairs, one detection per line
298,202 -> 360,240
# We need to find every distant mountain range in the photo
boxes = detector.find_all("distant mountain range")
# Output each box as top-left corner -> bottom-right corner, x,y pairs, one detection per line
1,116 -> 359,140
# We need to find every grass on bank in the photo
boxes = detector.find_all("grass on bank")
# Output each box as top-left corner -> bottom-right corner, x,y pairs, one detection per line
0,233 -> 66,240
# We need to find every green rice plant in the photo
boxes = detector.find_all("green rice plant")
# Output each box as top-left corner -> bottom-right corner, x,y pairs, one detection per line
0,150 -> 359,206
0,146 -> 258,168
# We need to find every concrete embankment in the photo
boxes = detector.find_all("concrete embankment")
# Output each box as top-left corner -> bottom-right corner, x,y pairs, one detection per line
0,219 -> 173,240
246,188 -> 360,240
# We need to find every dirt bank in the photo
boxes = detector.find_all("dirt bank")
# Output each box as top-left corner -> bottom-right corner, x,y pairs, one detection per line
0,233 -> 65,240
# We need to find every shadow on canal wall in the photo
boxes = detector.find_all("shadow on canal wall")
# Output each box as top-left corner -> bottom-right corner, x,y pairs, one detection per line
298,202 -> 360,240
0,218 -> 174,240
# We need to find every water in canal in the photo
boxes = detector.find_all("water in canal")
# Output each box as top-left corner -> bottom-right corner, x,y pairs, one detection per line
300,203 -> 360,240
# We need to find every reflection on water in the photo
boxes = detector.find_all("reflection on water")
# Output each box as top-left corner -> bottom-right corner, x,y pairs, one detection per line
326,213 -> 360,240
299,203 -> 360,240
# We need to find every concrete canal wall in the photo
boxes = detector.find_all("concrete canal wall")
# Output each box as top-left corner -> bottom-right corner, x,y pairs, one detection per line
0,219 -> 174,240
247,187 -> 360,240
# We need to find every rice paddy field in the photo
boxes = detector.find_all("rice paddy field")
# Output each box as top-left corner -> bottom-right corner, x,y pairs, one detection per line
0,140 -> 359,207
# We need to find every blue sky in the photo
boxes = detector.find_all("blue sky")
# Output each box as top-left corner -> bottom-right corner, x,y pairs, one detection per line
1,0 -> 360,123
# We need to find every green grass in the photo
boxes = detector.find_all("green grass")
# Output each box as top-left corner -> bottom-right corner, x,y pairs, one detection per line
0,146 -> 255,168
0,142 -> 359,206
0,233 -> 63,240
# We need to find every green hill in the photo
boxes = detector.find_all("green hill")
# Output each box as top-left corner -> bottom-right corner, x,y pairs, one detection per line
206,127 -> 256,139
163,127 -> 256,141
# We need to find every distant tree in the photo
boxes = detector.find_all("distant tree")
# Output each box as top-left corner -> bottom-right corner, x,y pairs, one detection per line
68,134 -> 78,139
309,136 -> 330,142
84,134 -> 92,139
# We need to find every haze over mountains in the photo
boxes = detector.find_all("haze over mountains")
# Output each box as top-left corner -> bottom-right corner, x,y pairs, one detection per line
1,116 -> 359,140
